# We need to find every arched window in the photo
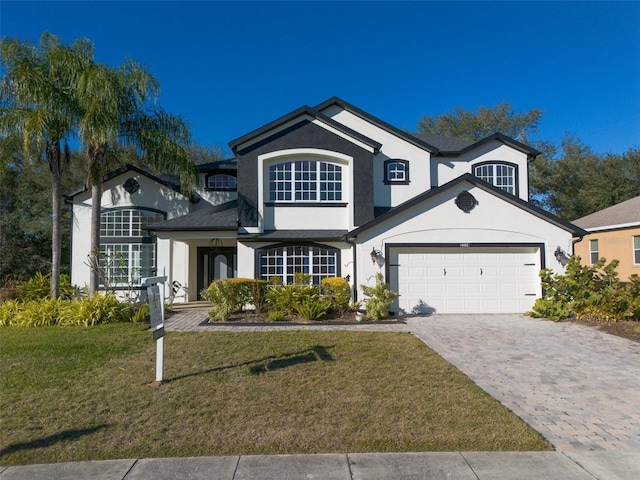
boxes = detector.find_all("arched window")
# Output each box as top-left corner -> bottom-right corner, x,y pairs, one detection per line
384,159 -> 410,184
258,244 -> 339,285
268,160 -> 342,202
99,208 -> 165,287
473,162 -> 517,195
206,173 -> 236,190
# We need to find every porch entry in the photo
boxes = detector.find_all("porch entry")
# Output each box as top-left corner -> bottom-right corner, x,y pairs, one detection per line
197,247 -> 237,299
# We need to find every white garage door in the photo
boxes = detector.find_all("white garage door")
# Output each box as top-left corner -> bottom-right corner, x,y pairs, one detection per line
389,246 -> 541,314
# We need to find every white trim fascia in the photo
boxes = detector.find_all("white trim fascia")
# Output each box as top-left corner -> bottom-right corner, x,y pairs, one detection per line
584,222 -> 640,232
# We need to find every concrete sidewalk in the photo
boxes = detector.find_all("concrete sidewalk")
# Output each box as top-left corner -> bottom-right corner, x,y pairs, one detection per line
1,451 -> 639,480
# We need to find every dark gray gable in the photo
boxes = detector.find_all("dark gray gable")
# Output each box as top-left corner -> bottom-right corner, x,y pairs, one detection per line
228,105 -> 381,155
348,173 -> 587,237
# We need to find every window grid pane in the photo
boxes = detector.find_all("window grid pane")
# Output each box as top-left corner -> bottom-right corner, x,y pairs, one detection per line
208,174 -> 236,189
100,210 -> 164,237
590,239 -> 599,264
269,161 -> 342,202
294,161 -> 317,201
634,236 -> 640,264
474,163 -> 515,195
99,244 -> 156,286
260,247 -> 284,280
259,246 -> 337,285
320,162 -> 342,201
269,163 -> 292,201
387,161 -> 406,181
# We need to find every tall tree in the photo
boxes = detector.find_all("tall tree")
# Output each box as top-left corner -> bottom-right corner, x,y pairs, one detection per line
530,138 -> 640,220
416,102 -> 544,144
0,32 -> 91,297
74,56 -> 196,294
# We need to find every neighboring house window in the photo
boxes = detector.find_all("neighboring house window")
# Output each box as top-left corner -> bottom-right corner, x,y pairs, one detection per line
206,173 -> 236,190
268,161 -> 342,202
474,162 -> 517,195
258,244 -> 339,285
99,208 -> 165,287
384,160 -> 409,184
634,236 -> 640,265
590,239 -> 599,264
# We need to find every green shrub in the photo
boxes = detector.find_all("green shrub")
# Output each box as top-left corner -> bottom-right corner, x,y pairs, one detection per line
321,277 -> 351,313
361,273 -> 399,321
528,256 -> 640,322
267,310 -> 286,322
132,303 -> 149,323
202,278 -> 268,321
17,273 -> 75,301
59,294 -> 134,326
0,294 -> 135,327
0,299 -> 20,326
12,298 -> 63,326
266,283 -> 319,315
294,296 -> 332,321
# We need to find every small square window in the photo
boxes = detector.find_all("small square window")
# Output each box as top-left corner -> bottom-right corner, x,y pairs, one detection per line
384,160 -> 409,184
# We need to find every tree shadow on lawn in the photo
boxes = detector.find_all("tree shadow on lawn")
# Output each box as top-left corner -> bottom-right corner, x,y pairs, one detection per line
169,345 -> 335,382
0,425 -> 111,457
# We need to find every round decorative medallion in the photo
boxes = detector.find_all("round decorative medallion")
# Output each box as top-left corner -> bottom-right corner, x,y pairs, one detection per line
455,190 -> 477,213
123,177 -> 140,194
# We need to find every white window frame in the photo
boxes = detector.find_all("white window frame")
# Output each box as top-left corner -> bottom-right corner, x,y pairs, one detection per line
99,243 -> 156,287
99,208 -> 164,287
474,162 -> 517,195
258,244 -> 338,285
634,236 -> 640,265
206,173 -> 236,190
384,160 -> 409,184
590,239 -> 599,265
268,160 -> 342,203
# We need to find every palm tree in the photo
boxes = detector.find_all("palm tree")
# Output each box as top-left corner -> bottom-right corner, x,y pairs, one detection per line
74,58 -> 196,294
0,32 -> 91,297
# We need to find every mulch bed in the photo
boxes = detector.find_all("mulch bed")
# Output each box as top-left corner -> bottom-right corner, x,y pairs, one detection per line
565,318 -> 640,343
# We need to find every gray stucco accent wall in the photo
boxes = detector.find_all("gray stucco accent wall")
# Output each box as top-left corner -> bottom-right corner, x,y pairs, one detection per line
236,120 -> 375,228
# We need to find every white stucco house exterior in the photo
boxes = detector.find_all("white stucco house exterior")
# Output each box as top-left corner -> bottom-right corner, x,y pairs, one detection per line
68,97 -> 586,314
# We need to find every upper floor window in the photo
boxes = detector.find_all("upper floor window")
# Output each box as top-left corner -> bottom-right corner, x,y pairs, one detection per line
384,160 -> 409,184
206,173 -> 236,190
474,162 -> 517,195
634,236 -> 640,265
269,160 -> 342,202
100,209 -> 165,237
590,239 -> 599,264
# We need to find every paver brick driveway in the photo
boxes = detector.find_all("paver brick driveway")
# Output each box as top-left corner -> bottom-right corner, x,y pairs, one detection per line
406,314 -> 640,452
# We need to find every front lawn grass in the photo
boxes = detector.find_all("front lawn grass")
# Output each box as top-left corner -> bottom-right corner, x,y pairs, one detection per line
0,324 -> 551,465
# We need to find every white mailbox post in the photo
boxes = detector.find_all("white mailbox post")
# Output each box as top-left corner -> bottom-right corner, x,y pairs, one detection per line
142,276 -> 167,383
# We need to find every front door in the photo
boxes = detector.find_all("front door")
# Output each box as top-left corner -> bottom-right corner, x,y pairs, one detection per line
197,247 -> 237,299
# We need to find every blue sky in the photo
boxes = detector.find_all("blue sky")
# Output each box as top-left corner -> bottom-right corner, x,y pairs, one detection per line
2,1 -> 639,156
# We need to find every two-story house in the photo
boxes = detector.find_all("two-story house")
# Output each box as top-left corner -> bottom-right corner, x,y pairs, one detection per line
68,97 -> 586,314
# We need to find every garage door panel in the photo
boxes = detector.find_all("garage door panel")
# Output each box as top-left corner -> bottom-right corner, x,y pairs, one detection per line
392,246 -> 540,314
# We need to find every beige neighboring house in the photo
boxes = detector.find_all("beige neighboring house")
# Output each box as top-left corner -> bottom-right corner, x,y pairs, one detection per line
572,196 -> 640,281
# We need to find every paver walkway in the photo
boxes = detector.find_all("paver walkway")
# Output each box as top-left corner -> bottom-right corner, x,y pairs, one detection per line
165,308 -> 640,453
